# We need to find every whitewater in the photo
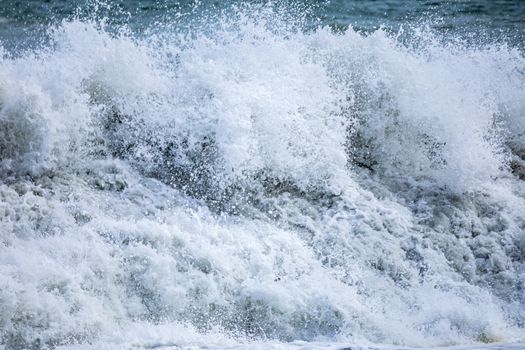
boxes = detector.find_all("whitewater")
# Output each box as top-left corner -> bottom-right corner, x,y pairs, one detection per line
0,3 -> 524,350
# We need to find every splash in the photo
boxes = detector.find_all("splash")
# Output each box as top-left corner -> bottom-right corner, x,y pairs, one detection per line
0,3 -> 524,349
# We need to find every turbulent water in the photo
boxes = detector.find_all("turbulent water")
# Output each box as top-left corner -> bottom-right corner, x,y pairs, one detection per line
0,1 -> 525,349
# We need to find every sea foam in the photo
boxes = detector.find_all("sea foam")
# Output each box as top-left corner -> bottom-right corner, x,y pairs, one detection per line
0,4 -> 524,349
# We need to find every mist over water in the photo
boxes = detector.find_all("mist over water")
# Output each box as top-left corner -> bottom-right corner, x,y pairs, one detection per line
0,1 -> 524,349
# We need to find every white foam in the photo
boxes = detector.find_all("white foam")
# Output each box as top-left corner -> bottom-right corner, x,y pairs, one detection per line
0,5 -> 524,349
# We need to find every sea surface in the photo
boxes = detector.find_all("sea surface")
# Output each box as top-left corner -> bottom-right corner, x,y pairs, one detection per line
0,1 -> 525,350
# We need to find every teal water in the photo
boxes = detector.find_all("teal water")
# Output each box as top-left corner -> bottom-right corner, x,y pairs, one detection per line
0,0 -> 524,49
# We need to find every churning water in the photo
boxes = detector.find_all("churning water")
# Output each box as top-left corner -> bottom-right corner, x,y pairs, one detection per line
0,1 -> 524,349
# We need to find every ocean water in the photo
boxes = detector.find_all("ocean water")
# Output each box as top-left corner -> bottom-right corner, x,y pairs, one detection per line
0,1 -> 524,349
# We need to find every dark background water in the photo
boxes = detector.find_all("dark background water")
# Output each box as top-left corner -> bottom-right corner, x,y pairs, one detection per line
0,0 -> 524,51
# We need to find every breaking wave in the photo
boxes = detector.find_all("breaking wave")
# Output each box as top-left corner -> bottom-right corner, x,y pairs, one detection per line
0,3 -> 524,349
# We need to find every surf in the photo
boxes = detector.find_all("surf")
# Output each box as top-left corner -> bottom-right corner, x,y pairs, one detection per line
0,3 -> 524,349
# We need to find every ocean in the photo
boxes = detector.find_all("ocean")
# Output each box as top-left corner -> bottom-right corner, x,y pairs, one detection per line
0,1 -> 524,349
